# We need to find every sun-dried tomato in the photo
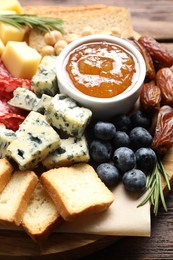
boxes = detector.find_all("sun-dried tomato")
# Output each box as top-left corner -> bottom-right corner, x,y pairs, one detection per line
156,67 -> 173,106
140,81 -> 161,113
152,105 -> 173,154
138,36 -> 173,70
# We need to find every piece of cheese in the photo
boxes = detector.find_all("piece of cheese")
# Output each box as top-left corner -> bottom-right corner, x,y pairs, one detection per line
0,23 -> 26,45
0,0 -> 23,13
1,41 -> 41,79
34,94 -> 52,113
7,111 -> 61,170
8,87 -> 39,111
42,135 -> 90,169
0,39 -> 5,55
31,55 -> 59,97
0,127 -> 16,158
46,94 -> 92,137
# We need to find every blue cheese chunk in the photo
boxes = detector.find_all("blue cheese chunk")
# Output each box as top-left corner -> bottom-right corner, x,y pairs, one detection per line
8,87 -> 39,111
42,135 -> 90,169
33,94 -> 52,114
0,127 -> 16,158
31,55 -> 58,97
42,136 -> 90,169
7,111 -> 61,170
46,94 -> 92,137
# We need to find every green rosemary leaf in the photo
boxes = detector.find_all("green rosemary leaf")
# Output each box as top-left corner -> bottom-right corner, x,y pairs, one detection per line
137,179 -> 156,207
0,14 -> 64,33
158,156 -> 171,190
158,172 -> 168,212
138,157 -> 171,216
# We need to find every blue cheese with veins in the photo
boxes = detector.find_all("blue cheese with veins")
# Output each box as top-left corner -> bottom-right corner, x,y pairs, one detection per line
42,135 -> 90,169
34,94 -> 52,114
0,127 -> 16,158
31,55 -> 58,97
46,94 -> 92,137
8,87 -> 39,111
7,111 -> 61,170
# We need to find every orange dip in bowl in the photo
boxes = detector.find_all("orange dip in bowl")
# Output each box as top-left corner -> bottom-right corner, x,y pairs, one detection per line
66,41 -> 137,98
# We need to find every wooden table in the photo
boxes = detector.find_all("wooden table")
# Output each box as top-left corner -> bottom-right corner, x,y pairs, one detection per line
2,0 -> 173,259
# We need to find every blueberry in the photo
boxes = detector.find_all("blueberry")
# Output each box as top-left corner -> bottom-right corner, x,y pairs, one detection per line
135,147 -> 157,174
96,163 -> 120,187
111,114 -> 131,133
90,139 -> 112,163
113,147 -> 136,173
130,110 -> 152,129
113,131 -> 131,149
94,121 -> 116,140
129,127 -> 152,150
122,169 -> 146,193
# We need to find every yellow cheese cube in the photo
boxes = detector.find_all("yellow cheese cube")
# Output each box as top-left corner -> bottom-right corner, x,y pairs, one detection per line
2,41 -> 42,79
0,22 -> 26,45
0,39 -> 5,55
0,0 -> 23,13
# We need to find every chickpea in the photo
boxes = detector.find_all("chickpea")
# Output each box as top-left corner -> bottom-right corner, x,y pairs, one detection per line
44,30 -> 64,46
65,33 -> 80,43
41,45 -> 55,57
81,26 -> 94,37
54,40 -> 68,55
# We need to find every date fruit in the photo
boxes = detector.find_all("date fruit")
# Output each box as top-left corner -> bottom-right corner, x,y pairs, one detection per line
138,36 -> 173,70
140,81 -> 161,112
152,105 -> 173,154
156,67 -> 173,106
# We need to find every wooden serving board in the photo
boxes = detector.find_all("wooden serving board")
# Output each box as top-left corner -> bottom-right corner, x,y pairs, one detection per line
0,4 -> 173,259
0,147 -> 172,258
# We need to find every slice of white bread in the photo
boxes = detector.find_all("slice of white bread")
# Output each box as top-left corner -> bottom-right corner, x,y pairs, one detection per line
0,170 -> 38,226
21,182 -> 62,243
40,163 -> 114,222
23,5 -> 136,52
0,159 -> 13,193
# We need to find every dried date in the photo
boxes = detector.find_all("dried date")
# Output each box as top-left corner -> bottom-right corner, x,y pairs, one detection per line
156,67 -> 173,106
140,81 -> 161,113
152,105 -> 173,154
126,38 -> 155,81
138,36 -> 173,70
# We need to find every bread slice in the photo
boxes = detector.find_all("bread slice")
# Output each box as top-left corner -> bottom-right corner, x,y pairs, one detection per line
22,182 -> 62,243
0,170 -> 38,226
0,158 -> 13,193
24,5 -> 135,52
41,163 -> 114,222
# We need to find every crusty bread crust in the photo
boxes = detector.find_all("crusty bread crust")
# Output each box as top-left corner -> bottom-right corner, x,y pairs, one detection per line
22,182 -> 63,243
41,163 -> 114,222
24,5 -> 136,53
0,170 -> 38,226
24,5 -> 134,38
0,159 -> 13,193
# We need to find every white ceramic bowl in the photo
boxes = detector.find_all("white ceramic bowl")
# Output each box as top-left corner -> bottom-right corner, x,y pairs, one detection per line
57,34 -> 146,119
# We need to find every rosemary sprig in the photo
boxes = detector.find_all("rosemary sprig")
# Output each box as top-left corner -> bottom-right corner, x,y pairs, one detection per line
138,156 -> 171,216
0,14 -> 64,32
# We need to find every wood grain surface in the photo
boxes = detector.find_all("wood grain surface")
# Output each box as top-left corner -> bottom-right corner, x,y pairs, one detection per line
1,1 -> 173,259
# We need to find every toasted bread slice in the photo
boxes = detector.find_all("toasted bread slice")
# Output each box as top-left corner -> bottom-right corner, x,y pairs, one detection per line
41,163 -> 114,222
0,158 -> 13,193
0,170 -> 38,226
22,182 -> 62,243
24,5 -> 135,52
